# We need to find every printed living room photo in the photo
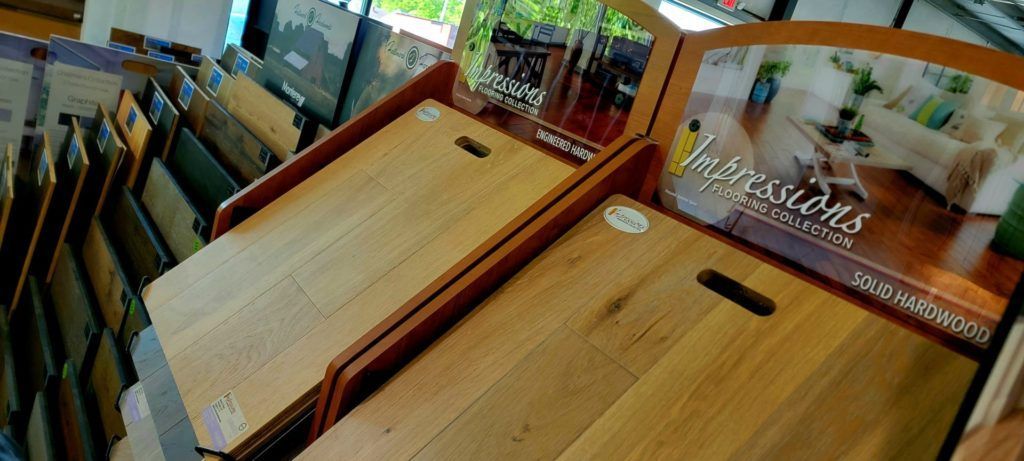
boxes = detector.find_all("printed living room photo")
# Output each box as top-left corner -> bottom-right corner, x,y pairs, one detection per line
661,43 -> 1024,349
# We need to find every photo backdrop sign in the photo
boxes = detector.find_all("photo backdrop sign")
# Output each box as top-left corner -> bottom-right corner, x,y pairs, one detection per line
659,43 -> 1024,349
454,0 -> 653,163
261,0 -> 360,127
0,32 -> 46,165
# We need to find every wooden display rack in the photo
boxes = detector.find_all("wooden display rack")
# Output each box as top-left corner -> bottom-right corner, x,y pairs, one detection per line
307,20 -> 1024,460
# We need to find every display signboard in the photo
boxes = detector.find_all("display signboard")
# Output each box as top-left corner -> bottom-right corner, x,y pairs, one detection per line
454,0 -> 654,163
0,32 -> 46,166
659,43 -> 1024,349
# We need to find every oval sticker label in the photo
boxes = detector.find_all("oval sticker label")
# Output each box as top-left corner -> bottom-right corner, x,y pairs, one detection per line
416,106 -> 440,122
604,206 -> 649,234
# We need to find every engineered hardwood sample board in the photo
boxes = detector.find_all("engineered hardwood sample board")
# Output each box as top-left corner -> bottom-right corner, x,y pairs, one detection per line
200,101 -> 276,184
143,102 -> 573,456
87,328 -> 128,449
49,245 -> 102,381
196,57 -> 235,108
170,67 -> 211,137
302,196 -> 978,461
142,158 -> 207,262
25,392 -> 58,461
82,218 -> 133,337
0,145 -> 12,249
69,105 -> 125,244
57,361 -> 98,461
226,74 -> 318,161
142,78 -> 181,161
115,90 -> 153,190
166,129 -> 240,222
7,134 -> 56,312
103,187 -> 174,294
40,119 -> 90,283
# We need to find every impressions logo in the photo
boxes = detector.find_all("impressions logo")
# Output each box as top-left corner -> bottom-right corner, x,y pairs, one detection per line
604,206 -> 649,234
293,4 -> 332,30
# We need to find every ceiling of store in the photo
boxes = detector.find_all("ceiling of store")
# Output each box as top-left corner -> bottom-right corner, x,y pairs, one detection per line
926,0 -> 1024,53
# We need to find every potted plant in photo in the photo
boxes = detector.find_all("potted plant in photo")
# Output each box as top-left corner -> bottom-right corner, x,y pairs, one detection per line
750,60 -> 792,104
947,73 -> 974,94
829,51 -> 842,70
838,106 -> 858,136
849,65 -> 883,112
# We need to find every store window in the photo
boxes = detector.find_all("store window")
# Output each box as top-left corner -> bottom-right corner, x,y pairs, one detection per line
657,1 -> 727,31
368,0 -> 465,49
225,0 -> 252,47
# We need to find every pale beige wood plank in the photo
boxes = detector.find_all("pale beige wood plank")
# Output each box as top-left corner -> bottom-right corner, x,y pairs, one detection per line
115,90 -> 153,189
196,57 -> 234,108
141,159 -> 205,262
225,74 -> 313,161
82,219 -> 130,335
413,326 -> 635,461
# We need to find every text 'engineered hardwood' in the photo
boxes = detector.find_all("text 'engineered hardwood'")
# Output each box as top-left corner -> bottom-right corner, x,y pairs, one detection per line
301,196 -> 977,461
115,90 -> 153,190
143,101 -> 573,456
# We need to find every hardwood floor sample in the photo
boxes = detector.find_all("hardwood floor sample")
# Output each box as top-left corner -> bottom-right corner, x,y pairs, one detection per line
70,105 -> 124,240
49,245 -> 102,379
12,278 -> 60,406
199,102 -> 274,184
142,78 -> 181,161
221,43 -> 262,81
302,196 -> 976,461
8,134 -> 56,312
104,187 -> 174,292
0,146 -> 12,249
115,90 -> 153,190
40,119 -> 90,282
166,128 -> 240,222
87,328 -> 128,448
82,218 -> 132,335
142,158 -> 207,262
414,326 -> 635,461
25,392 -> 58,461
57,361 -> 98,461
170,67 -> 210,137
226,74 -> 318,161
196,57 -> 235,108
144,102 -> 572,456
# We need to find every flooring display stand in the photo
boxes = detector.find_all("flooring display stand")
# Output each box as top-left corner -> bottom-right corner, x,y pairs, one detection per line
307,20 -> 1024,461
134,1 -> 678,459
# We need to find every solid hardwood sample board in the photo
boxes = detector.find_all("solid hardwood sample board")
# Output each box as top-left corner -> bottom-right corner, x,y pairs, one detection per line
12,278 -> 61,407
57,361 -> 99,461
25,392 -> 58,461
142,78 -> 181,161
0,145 -> 12,250
196,57 -> 235,108
8,134 -> 57,312
142,158 -> 207,262
82,218 -> 133,337
40,119 -> 90,282
200,101 -> 276,184
49,245 -> 102,380
143,102 -> 572,456
169,67 -> 210,137
166,128 -> 240,222
302,196 -> 978,461
103,187 -> 175,294
87,328 -> 128,449
68,105 -> 125,244
115,90 -> 153,190
0,305 -> 21,435
226,74 -> 318,161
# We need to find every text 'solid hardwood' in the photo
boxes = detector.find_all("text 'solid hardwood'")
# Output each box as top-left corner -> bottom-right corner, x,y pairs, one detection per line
302,196 -> 976,460
142,102 -> 573,457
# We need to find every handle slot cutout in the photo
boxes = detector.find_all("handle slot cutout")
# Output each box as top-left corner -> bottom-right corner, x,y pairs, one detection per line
697,269 -> 775,317
455,136 -> 491,158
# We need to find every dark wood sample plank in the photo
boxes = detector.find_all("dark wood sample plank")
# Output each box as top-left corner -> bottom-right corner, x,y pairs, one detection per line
40,118 -> 91,283
103,187 -> 175,293
66,105 -> 125,247
200,101 -> 276,184
57,361 -> 99,461
87,328 -> 129,448
12,277 -> 61,405
0,305 -> 21,437
7,134 -> 57,313
49,245 -> 102,380
142,78 -> 181,162
167,128 -> 241,221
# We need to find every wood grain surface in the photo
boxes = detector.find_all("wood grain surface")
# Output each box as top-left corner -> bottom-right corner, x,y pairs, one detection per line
200,101 -> 275,184
226,74 -> 318,161
142,158 -> 207,262
143,102 -> 572,457
0,146 -> 12,250
142,78 -> 181,161
221,44 -> 262,81
170,67 -> 210,137
68,105 -> 125,245
57,361 -> 98,461
8,134 -> 56,312
103,187 -> 174,293
87,328 -> 128,449
49,244 -> 102,380
42,119 -> 90,283
82,218 -> 132,336
115,90 -> 153,190
25,392 -> 58,460
166,128 -> 240,222
302,196 -> 977,461
196,57 -> 235,108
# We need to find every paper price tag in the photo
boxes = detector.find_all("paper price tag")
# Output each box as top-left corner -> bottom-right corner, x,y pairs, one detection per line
202,391 -> 249,451
123,383 -> 151,424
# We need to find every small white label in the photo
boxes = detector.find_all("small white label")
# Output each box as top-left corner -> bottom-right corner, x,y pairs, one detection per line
122,383 -> 151,424
416,106 -> 441,122
201,391 -> 249,451
604,206 -> 649,234
208,68 -> 223,96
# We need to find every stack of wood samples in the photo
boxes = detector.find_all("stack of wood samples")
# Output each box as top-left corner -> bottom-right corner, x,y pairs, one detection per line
169,68 -> 211,137
115,91 -> 153,190
302,196 -> 977,460
141,102 -> 573,456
